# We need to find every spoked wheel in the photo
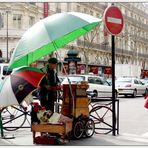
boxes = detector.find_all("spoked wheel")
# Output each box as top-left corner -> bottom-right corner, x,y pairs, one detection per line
72,120 -> 84,139
84,119 -> 95,138
1,105 -> 31,131
89,105 -> 113,134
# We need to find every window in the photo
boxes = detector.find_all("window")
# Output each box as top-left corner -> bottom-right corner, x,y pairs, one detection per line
77,5 -> 80,12
56,3 -> 61,12
3,66 -> 12,75
0,13 -> 4,28
67,3 -> 71,11
29,16 -> 35,27
95,78 -> 103,85
13,14 -> 22,29
84,8 -> 87,13
90,10 -> 93,16
134,79 -> 139,84
88,77 -> 95,84
29,2 -> 36,5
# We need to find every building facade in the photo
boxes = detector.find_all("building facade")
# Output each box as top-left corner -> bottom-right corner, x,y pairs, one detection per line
0,2 -> 148,77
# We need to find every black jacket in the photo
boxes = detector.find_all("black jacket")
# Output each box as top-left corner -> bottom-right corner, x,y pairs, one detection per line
39,68 -> 60,96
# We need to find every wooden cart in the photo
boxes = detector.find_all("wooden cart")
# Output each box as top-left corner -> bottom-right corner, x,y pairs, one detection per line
31,121 -> 72,144
31,83 -> 95,144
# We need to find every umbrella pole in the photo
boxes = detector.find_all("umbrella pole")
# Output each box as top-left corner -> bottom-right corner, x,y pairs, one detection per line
0,110 -> 4,138
55,51 -> 75,116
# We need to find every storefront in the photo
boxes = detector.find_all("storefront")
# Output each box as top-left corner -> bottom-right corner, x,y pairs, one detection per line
103,66 -> 112,78
141,69 -> 148,78
61,62 -> 112,77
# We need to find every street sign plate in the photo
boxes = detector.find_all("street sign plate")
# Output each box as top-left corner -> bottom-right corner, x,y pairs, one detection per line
104,5 -> 124,35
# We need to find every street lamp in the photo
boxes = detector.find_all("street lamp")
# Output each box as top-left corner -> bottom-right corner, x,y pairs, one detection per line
5,10 -> 11,63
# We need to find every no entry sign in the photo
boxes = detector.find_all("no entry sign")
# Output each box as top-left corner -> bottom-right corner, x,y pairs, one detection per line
104,5 -> 124,35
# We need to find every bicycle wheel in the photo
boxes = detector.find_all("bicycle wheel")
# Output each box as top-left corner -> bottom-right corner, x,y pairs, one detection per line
72,120 -> 84,139
89,105 -> 113,134
84,119 -> 95,138
1,105 -> 28,131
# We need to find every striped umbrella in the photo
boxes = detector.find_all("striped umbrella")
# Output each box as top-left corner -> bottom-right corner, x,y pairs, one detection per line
0,66 -> 45,108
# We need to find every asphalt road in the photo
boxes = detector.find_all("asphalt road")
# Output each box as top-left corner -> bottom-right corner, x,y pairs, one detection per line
118,95 -> 148,136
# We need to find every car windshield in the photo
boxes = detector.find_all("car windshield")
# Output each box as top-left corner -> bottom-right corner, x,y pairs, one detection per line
3,66 -> 12,76
62,76 -> 85,84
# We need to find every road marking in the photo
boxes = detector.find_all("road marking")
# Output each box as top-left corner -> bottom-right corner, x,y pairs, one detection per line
107,17 -> 122,24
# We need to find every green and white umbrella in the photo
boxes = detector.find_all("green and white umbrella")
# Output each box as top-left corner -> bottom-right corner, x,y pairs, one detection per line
9,12 -> 102,69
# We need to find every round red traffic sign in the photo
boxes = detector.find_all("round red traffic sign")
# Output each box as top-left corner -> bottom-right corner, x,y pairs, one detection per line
104,5 -> 124,35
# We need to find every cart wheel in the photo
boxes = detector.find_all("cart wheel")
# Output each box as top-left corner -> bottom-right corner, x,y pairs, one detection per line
72,120 -> 84,139
84,119 -> 95,138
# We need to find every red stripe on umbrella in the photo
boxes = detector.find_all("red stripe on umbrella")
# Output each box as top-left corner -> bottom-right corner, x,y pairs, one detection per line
13,70 -> 45,87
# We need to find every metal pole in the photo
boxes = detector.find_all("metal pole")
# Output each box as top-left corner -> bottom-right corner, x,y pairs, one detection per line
0,111 -> 4,137
6,11 -> 8,63
111,35 -> 116,136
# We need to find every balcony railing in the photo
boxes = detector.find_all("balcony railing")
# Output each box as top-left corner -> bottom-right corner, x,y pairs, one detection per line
81,3 -> 106,10
123,3 -> 148,19
77,39 -> 148,58
0,28 -> 26,39
124,14 -> 148,31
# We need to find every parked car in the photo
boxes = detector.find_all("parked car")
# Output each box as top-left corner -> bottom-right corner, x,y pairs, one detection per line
115,77 -> 148,97
0,63 -> 12,80
61,74 -> 118,98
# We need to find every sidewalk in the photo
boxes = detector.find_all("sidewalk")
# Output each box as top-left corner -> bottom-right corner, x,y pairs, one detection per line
1,128 -> 148,146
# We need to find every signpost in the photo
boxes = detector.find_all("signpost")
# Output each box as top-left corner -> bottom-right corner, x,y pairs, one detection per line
103,5 -> 124,136
104,5 -> 124,35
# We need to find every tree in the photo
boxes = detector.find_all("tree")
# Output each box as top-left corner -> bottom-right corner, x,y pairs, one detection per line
80,25 -> 102,74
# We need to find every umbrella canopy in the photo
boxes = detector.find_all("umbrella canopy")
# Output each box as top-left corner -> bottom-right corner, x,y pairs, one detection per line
0,66 -> 45,108
9,12 -> 102,69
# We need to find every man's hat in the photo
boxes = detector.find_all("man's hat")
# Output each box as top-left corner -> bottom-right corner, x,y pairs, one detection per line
48,57 -> 58,64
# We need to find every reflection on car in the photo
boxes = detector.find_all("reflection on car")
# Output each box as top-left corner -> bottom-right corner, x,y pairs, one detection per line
61,74 -> 118,99
115,77 -> 148,97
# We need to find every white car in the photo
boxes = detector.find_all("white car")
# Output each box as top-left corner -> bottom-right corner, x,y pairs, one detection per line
0,63 -> 12,80
61,74 -> 118,98
115,77 -> 148,97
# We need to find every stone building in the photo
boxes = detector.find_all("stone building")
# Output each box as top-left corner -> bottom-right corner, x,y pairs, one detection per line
0,2 -> 148,77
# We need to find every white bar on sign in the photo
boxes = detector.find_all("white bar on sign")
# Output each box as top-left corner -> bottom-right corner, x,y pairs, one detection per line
107,17 -> 122,24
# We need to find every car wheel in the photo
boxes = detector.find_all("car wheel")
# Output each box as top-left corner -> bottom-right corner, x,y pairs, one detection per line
132,89 -> 137,98
93,90 -> 98,98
